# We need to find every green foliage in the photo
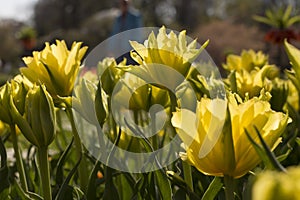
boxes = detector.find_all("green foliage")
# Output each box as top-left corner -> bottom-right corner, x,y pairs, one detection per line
253,5 -> 300,29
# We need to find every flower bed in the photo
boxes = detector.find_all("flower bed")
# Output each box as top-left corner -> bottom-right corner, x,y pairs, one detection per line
0,26 -> 300,200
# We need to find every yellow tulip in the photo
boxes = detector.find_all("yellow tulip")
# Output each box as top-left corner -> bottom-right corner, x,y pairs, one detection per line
20,40 -> 88,98
252,167 -> 300,200
129,26 -> 208,78
230,65 -> 277,98
223,50 -> 269,72
172,95 -> 289,178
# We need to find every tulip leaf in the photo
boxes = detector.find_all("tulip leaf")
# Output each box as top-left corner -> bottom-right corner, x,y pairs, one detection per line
102,167 -> 119,200
245,127 -> 286,172
114,173 -> 135,200
55,137 -> 74,185
0,137 -> 9,194
295,137 -> 300,146
124,119 -> 172,199
228,71 -> 237,93
95,82 -> 107,127
131,175 -> 145,199
253,126 -> 286,172
245,128 -> 273,170
286,71 -> 300,93
284,40 -> 300,88
276,148 -> 292,163
0,189 -> 11,200
55,151 -> 82,200
154,169 -> 172,200
166,171 -> 200,199
201,177 -> 223,200
86,160 -> 104,200
9,179 -> 42,200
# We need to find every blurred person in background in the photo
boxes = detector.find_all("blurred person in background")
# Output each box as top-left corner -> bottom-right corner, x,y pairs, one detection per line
111,0 -> 143,64
111,0 -> 142,35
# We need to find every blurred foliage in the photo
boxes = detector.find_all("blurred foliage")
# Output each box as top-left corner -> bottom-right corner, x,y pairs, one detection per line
0,20 -> 22,67
16,26 -> 37,40
0,0 -> 300,79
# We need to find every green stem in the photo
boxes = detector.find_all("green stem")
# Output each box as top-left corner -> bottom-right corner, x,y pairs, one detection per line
150,112 -> 158,150
10,124 -> 28,191
183,160 -> 193,200
37,146 -> 51,200
66,107 -> 88,192
224,175 -> 235,200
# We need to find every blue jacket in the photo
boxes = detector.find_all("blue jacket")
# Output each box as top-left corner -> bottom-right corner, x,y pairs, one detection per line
111,8 -> 142,35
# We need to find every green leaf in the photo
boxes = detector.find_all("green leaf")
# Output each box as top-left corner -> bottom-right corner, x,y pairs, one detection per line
102,167 -> 119,200
228,71 -> 237,93
166,171 -> 200,199
154,169 -> 172,200
282,5 -> 292,23
253,126 -> 286,172
0,137 -> 9,193
10,179 -> 42,200
253,15 -> 277,27
132,175 -> 146,199
296,137 -> 300,146
174,189 -> 187,200
277,148 -> 292,162
285,71 -> 300,93
286,15 -> 300,27
124,120 -> 172,199
284,40 -> 300,88
86,161 -> 104,200
245,128 -> 274,169
201,177 -> 223,200
55,152 -> 82,200
245,127 -> 286,172
55,137 -> 74,185
0,188 -> 11,200
116,173 -> 135,200
95,82 -> 107,127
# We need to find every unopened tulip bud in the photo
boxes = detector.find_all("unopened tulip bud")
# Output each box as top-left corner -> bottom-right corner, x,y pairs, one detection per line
11,85 -> 56,147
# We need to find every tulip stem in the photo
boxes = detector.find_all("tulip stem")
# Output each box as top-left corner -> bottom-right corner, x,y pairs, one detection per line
37,146 -> 51,200
224,175 -> 235,200
66,107 -> 88,192
10,124 -> 28,192
183,160 -> 193,199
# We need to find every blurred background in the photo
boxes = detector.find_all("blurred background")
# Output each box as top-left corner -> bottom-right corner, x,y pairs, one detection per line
1,0 -> 300,83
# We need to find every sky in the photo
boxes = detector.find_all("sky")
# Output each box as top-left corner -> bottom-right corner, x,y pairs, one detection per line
0,0 -> 38,22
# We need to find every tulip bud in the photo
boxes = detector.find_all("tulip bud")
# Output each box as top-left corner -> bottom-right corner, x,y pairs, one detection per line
0,77 -> 28,125
252,167 -> 300,200
73,78 -> 99,125
0,83 -> 13,124
270,78 -> 288,112
11,85 -> 56,147
98,57 -> 125,96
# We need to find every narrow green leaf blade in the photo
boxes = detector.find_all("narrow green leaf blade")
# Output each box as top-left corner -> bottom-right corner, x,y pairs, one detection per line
201,177 -> 223,200
154,169 -> 172,200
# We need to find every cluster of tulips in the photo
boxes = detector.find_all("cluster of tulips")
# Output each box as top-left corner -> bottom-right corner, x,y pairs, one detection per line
1,27 -> 300,199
